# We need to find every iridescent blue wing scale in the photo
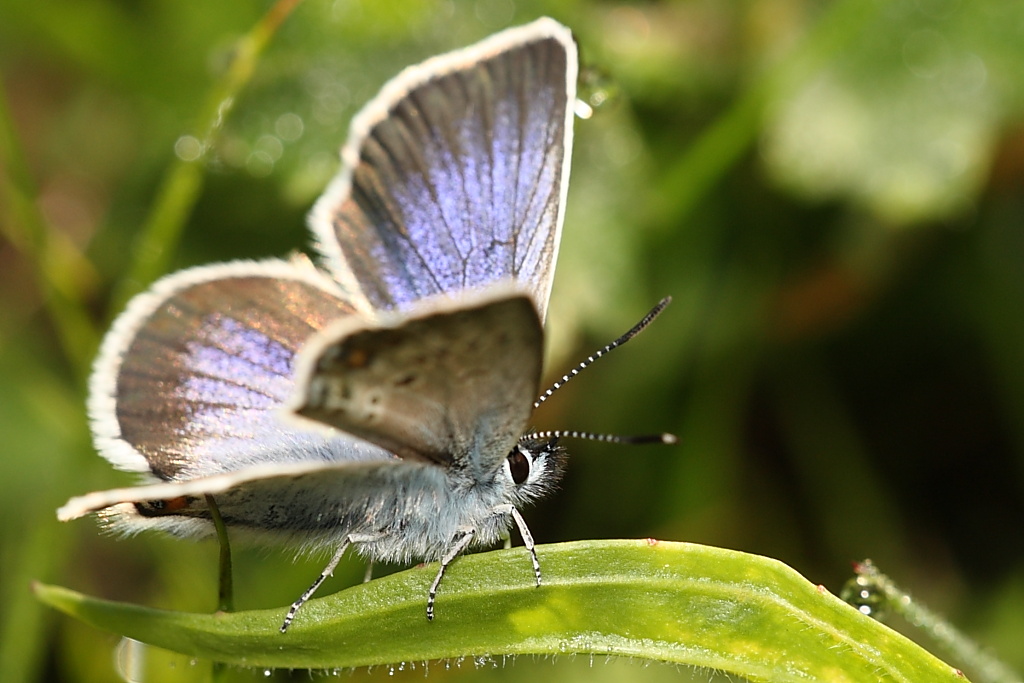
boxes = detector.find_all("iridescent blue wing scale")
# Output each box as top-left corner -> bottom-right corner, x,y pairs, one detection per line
87,259 -> 393,486
311,18 -> 577,320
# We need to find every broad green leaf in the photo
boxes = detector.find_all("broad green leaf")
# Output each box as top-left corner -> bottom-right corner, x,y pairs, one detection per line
761,0 -> 1024,225
36,540 -> 966,682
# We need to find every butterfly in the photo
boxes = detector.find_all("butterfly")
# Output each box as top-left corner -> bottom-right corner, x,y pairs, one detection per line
59,17 -> 670,632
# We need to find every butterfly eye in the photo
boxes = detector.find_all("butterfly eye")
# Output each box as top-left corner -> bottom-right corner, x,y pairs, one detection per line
507,448 -> 531,485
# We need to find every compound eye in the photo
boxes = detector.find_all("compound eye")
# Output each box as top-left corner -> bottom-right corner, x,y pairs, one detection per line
507,449 -> 530,485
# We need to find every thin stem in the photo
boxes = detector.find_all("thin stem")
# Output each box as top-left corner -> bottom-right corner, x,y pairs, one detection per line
112,0 -> 306,312
204,495 -> 234,614
846,560 -> 1022,683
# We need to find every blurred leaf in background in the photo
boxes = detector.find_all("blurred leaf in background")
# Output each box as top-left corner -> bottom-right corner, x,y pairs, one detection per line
2,0 -> 1024,681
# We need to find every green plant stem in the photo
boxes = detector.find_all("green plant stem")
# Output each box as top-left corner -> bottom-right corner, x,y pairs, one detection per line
204,495 -> 235,614
112,0 -> 305,312
848,560 -> 1021,683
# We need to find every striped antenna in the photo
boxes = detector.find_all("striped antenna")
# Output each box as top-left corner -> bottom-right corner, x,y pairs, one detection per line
534,296 -> 671,409
522,429 -> 676,445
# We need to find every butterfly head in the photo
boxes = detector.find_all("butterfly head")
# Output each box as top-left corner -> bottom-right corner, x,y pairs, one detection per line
498,434 -> 567,506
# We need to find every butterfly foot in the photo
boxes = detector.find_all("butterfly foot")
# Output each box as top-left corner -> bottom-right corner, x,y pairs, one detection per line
426,529 -> 476,621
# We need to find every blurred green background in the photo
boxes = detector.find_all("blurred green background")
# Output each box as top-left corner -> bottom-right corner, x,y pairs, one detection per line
3,0 -> 1024,681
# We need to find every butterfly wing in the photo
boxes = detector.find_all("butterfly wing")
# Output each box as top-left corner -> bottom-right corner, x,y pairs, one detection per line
73,21 -> 572,540
58,457 -> 489,562
69,285 -> 541,541
291,287 -> 544,474
89,258 -> 393,484
311,18 -> 577,320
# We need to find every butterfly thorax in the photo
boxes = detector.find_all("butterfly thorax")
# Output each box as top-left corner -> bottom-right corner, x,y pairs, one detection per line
347,436 -> 566,564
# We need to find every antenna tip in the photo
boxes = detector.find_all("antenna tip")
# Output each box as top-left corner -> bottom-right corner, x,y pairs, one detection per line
660,433 -> 678,445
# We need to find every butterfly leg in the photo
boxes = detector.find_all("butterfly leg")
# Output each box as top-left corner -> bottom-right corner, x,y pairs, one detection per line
427,529 -> 475,621
492,504 -> 542,588
280,533 -> 377,633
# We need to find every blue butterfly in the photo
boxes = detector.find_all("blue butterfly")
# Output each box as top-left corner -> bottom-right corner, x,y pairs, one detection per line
61,18 -> 667,631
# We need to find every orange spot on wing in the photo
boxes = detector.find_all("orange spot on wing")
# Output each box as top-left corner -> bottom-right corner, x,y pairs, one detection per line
161,496 -> 191,512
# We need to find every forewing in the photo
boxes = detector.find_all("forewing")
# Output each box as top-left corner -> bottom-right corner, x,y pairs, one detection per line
89,259 -> 393,482
291,288 -> 544,474
311,18 -> 577,320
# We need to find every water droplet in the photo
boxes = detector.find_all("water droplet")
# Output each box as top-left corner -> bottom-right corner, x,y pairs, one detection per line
246,150 -> 275,177
114,638 -> 146,683
255,134 -> 284,162
574,99 -> 594,120
215,97 -> 235,129
903,29 -> 950,80
275,113 -> 305,142
174,135 -> 203,162
840,573 -> 888,620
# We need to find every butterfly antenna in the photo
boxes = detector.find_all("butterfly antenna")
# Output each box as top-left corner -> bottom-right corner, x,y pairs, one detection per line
523,429 -> 677,446
534,296 -> 671,409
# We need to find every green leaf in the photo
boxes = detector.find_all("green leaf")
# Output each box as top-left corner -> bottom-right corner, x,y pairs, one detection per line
35,540 -> 967,681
